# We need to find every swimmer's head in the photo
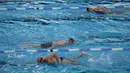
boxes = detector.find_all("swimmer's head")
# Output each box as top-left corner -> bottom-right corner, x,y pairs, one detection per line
37,57 -> 44,62
86,7 -> 90,11
86,7 -> 95,12
68,38 -> 75,44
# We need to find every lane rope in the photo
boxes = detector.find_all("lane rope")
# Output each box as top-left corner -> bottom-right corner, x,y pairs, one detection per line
0,48 -> 130,53
0,4 -> 130,11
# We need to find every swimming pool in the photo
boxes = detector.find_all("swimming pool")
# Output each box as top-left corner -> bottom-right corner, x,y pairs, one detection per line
0,0 -> 130,73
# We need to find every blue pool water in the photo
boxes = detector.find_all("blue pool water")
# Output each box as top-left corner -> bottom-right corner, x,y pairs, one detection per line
0,0 -> 130,73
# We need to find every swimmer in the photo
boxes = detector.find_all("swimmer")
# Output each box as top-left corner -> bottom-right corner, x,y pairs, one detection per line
0,52 -> 88,66
19,38 -> 74,49
86,7 -> 113,14
8,51 -> 90,66
86,6 -> 125,14
37,51 -> 89,65
113,0 -> 130,2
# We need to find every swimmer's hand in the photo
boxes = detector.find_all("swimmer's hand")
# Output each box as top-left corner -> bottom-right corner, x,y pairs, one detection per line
82,51 -> 92,56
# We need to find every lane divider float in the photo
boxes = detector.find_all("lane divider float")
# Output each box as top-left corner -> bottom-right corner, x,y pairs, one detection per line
0,48 -> 130,53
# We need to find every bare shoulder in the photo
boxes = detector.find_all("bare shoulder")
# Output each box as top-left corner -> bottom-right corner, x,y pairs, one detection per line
58,40 -> 66,43
53,40 -> 66,44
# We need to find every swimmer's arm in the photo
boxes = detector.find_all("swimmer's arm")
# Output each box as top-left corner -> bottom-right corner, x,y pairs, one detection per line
51,54 -> 61,64
18,42 -> 41,48
47,54 -> 61,64
73,51 -> 90,61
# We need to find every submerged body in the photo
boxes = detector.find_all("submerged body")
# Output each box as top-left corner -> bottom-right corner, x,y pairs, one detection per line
87,7 -> 113,14
86,6 -> 125,14
37,51 -> 89,65
19,38 -> 75,49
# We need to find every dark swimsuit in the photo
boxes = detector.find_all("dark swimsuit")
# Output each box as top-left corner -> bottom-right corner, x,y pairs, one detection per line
59,57 -> 64,62
96,11 -> 105,14
40,42 -> 53,48
59,57 -> 78,65
95,7 -> 108,14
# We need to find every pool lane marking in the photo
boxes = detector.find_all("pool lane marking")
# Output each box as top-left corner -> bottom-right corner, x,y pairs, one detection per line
0,8 -> 7,10
124,5 -> 130,8
16,8 -> 25,10
4,50 -> 15,53
38,7 -> 44,10
0,4 -> 130,11
70,7 -> 79,9
90,48 -> 101,51
52,7 -> 61,10
49,49 -> 58,52
0,48 -> 130,53
69,48 -> 79,51
26,50 -> 37,52
112,48 -> 123,51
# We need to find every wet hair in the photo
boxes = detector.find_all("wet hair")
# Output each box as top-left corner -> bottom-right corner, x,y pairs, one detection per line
37,57 -> 44,62
68,38 -> 75,43
86,7 -> 90,11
